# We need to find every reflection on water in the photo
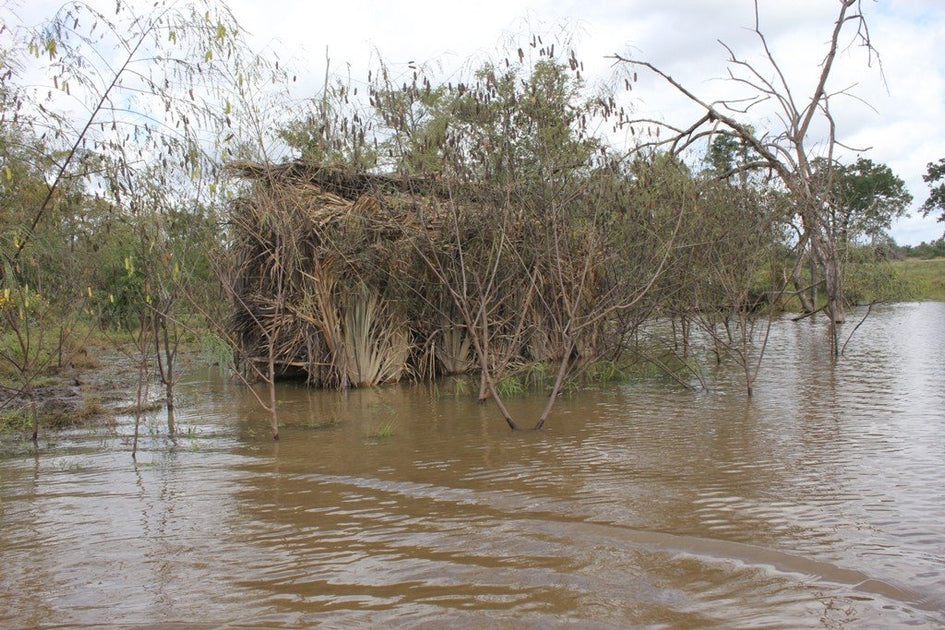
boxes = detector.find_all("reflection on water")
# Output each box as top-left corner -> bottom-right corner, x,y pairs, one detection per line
2,302 -> 944,628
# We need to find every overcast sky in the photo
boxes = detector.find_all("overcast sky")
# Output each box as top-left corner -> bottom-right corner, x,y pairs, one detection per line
10,0 -> 945,244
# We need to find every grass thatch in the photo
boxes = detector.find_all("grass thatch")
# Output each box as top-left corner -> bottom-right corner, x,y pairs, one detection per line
225,160 -> 615,389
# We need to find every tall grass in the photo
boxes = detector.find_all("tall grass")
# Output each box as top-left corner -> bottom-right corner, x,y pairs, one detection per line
892,258 -> 945,301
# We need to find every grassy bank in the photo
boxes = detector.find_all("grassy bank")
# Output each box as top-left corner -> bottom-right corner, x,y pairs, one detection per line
894,257 -> 945,301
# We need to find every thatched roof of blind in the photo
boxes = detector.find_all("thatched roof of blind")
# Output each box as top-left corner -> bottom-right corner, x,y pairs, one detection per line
225,160 -> 454,198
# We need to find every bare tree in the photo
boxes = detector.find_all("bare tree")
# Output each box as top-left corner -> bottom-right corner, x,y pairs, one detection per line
613,0 -> 880,354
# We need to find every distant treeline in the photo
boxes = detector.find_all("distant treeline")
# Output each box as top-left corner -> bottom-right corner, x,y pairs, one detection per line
895,238 -> 945,259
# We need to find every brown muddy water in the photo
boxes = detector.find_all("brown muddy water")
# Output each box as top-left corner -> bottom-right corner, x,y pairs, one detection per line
1,302 -> 944,628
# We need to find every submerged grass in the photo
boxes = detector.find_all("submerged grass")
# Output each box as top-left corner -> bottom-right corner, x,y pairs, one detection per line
175,425 -> 200,439
434,376 -> 472,399
366,421 -> 396,439
300,417 -> 341,430
113,400 -> 164,415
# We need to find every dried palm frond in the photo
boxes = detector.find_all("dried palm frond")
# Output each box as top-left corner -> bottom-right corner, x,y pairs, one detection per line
437,324 -> 472,375
342,286 -> 409,387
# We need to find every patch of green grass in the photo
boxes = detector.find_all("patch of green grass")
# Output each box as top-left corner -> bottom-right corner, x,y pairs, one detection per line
584,359 -> 626,384
30,375 -> 65,389
524,362 -> 550,388
495,374 -> 524,398
0,408 -> 32,433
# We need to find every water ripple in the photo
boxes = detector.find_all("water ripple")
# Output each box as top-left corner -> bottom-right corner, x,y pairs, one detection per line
2,303 -> 944,627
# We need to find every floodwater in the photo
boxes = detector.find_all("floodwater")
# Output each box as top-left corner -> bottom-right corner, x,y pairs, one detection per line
1,302 -> 944,628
